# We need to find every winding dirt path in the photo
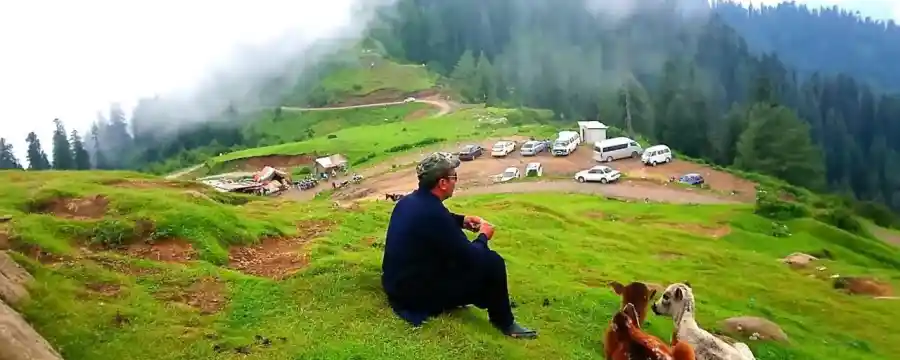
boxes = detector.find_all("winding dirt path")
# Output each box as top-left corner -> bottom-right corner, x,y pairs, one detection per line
280,98 -> 452,116
165,164 -> 204,180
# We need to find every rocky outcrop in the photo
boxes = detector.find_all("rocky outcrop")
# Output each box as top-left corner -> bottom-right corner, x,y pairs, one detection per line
718,316 -> 789,343
0,251 -> 64,360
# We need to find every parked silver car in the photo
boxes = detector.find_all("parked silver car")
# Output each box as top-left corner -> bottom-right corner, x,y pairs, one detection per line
520,140 -> 548,156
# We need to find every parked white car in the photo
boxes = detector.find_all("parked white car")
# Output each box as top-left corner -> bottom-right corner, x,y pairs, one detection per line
491,141 -> 516,157
574,165 -> 621,184
525,162 -> 543,177
403,97 -> 416,103
642,144 -> 673,166
499,167 -> 521,182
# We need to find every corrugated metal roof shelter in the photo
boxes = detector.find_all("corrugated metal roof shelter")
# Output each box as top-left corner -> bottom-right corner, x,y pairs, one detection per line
314,154 -> 349,175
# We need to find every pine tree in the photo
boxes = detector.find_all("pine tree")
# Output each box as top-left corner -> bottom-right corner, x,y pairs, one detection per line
474,52 -> 499,105
89,120 -> 109,169
25,132 -> 51,170
51,118 -> 74,170
104,103 -> 133,168
450,50 -> 478,101
0,138 -> 22,169
70,130 -> 91,170
735,104 -> 826,189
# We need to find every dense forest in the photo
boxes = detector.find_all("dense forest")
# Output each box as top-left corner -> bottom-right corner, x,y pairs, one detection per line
5,0 -> 900,212
365,0 -> 900,209
713,0 -> 900,91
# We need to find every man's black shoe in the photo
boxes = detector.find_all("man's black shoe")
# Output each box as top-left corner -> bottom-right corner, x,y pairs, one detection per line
500,322 -> 537,339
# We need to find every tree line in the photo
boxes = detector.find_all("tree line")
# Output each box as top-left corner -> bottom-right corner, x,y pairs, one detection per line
0,105 -> 132,171
0,118 -> 91,171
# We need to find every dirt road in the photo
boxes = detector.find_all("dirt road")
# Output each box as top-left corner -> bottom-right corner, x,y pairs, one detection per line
280,98 -> 452,116
165,164 -> 204,180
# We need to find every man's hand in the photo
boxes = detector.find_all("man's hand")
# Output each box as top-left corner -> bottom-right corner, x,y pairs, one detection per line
479,221 -> 495,240
463,215 -> 484,232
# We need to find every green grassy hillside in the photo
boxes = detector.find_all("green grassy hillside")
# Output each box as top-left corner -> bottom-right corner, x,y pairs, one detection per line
1,170 -> 898,359
247,102 -> 434,147
211,107 -> 556,169
286,54 -> 439,107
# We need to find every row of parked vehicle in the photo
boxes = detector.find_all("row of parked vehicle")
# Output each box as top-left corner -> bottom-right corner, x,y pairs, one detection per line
457,139 -> 557,161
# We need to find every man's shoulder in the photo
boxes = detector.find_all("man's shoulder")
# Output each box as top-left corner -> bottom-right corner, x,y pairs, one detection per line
393,191 -> 441,217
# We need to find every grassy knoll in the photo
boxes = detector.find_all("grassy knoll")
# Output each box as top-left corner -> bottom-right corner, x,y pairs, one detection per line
2,170 -> 898,359
0,171 -> 308,264
286,55 -> 439,107
247,102 -> 433,146
317,58 -> 437,96
210,107 -> 558,168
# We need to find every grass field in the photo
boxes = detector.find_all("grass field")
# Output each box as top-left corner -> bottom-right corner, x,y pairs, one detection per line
286,55 -> 440,107
2,170 -> 898,360
246,102 -> 433,146
211,107 -> 558,167
317,58 -> 437,97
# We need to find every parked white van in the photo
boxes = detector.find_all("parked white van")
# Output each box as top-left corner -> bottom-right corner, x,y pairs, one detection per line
593,137 -> 643,162
642,144 -> 673,166
552,131 -> 581,156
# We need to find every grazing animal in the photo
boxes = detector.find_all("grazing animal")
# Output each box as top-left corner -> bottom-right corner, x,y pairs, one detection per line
385,193 -> 407,202
609,303 -> 696,360
651,283 -> 756,360
604,281 -> 659,360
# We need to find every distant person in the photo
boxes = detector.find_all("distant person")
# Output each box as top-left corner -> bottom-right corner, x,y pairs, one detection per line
380,152 -> 537,339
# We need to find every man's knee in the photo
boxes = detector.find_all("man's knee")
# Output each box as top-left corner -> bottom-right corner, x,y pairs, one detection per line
483,250 -> 506,274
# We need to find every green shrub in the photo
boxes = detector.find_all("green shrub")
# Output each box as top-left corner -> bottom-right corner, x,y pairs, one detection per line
754,187 -> 810,220
815,207 -> 869,237
352,153 -> 376,166
853,201 -> 899,228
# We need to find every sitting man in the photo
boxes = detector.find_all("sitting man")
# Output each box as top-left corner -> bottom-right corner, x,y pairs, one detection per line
381,152 -> 537,339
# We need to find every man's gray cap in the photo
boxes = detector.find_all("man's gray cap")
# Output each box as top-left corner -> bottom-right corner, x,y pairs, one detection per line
416,152 -> 460,179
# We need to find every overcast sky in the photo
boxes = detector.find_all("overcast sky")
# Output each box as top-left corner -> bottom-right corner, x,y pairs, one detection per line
0,0 -> 379,163
0,0 -> 896,165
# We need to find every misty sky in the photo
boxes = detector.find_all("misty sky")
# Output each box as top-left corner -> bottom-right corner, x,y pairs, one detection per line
0,0 -> 379,163
0,0 -> 896,165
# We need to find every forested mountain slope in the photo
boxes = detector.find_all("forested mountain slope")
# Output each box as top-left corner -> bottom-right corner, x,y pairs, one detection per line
713,0 -> 900,92
367,0 -> 900,209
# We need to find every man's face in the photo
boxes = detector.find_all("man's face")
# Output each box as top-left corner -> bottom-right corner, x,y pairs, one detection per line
437,169 -> 458,200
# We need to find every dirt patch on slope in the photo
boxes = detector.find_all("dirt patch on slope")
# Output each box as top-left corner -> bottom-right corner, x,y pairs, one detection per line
227,219 -> 335,279
36,195 -> 109,219
126,239 -> 197,263
618,159 -> 757,202
101,178 -> 206,190
83,282 -> 123,298
220,154 -> 318,173
155,277 -> 227,314
834,276 -> 894,297
867,224 -> 900,247
655,222 -> 732,238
